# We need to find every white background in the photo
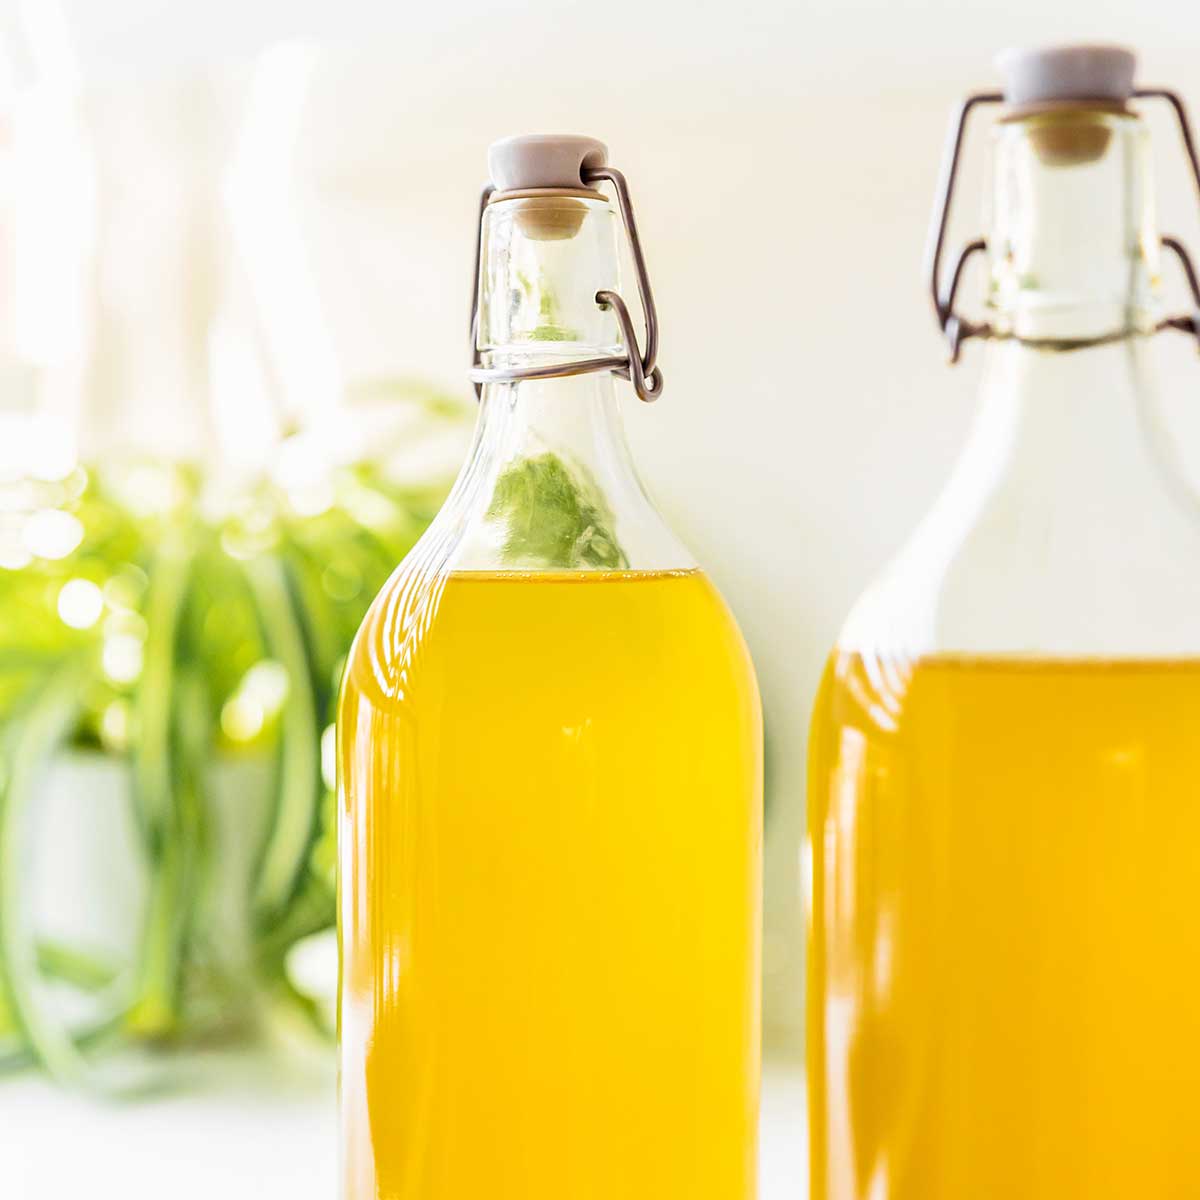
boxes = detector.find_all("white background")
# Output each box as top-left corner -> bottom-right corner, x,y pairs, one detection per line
6,1 -> 1200,1193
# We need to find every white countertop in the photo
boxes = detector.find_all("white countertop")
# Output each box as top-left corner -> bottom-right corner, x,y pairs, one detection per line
2,1050 -> 806,1198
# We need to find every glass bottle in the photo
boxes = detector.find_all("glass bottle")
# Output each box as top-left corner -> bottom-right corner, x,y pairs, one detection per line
337,136 -> 762,1199
807,46 -> 1200,1199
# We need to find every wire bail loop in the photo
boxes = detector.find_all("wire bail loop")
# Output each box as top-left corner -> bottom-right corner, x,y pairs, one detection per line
469,165 -> 664,401
926,87 -> 1200,362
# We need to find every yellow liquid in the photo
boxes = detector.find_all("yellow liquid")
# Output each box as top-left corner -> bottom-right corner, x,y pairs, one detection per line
807,653 -> 1200,1199
338,569 -> 761,1200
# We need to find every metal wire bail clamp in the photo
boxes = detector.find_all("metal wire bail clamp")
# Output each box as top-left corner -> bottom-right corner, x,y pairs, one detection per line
469,165 -> 664,402
925,87 -> 1200,363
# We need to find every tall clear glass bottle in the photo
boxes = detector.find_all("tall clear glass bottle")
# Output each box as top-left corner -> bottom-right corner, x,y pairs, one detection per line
338,136 -> 762,1199
808,47 -> 1200,1199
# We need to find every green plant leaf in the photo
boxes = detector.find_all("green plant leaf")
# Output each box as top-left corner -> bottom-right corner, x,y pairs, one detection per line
487,452 -> 628,569
246,557 -> 322,931
0,658 -> 101,1083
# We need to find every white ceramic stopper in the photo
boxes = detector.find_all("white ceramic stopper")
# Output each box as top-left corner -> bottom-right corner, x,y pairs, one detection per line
996,45 -> 1137,106
488,134 -> 608,192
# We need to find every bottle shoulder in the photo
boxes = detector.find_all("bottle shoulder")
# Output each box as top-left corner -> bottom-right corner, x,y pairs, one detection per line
838,409 -> 1200,661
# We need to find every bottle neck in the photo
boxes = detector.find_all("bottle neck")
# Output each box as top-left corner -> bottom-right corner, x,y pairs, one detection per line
974,105 -> 1182,506
987,107 -> 1160,345
444,197 -> 690,574
478,193 -> 623,369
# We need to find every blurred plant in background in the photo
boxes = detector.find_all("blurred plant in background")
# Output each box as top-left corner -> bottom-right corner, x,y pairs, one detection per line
0,391 -> 465,1088
0,388 -> 465,1084
0,5 -> 473,1088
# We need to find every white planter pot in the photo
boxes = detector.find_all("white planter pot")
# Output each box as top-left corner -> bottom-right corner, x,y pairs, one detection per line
28,750 -> 275,989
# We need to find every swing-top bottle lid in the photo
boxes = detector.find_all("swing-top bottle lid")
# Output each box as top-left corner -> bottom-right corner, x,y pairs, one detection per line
996,44 -> 1136,107
488,134 -> 608,193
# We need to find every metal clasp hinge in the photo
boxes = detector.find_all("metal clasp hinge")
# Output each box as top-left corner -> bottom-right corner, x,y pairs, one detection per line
926,87 -> 1200,363
468,166 -> 664,402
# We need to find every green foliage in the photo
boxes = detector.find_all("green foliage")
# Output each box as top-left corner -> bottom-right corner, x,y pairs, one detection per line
0,391 -> 464,1087
487,452 -> 628,570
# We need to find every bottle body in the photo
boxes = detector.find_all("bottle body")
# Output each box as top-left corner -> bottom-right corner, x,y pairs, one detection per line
808,105 -> 1200,1199
338,184 -> 761,1199
808,651 -> 1200,1198
339,564 -> 760,1198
